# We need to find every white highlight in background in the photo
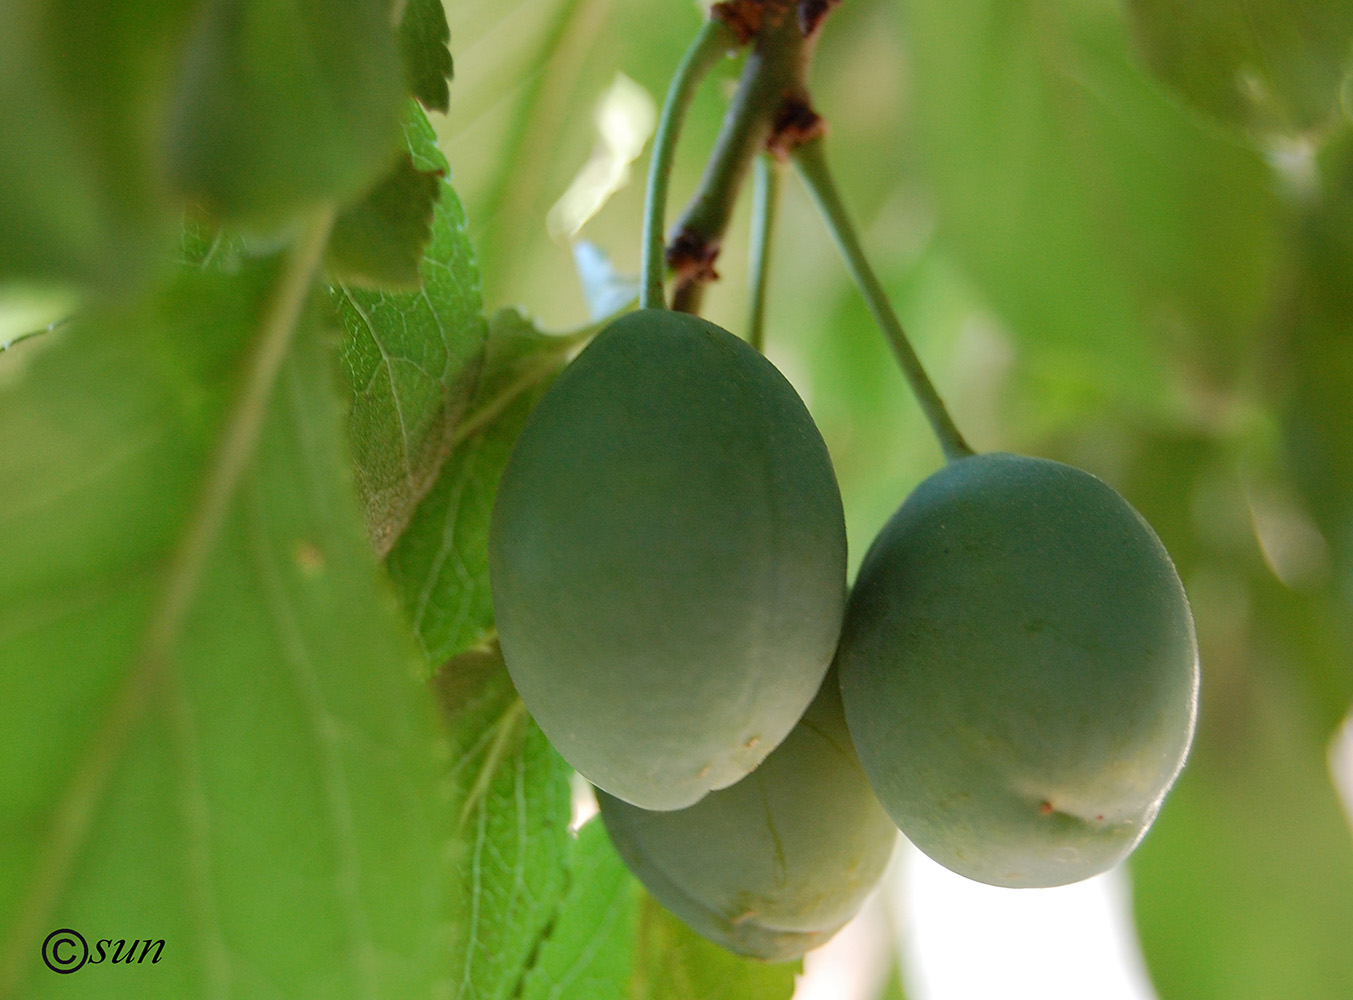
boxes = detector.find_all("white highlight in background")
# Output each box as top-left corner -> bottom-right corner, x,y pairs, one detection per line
547,73 -> 656,241
895,844 -> 1159,1000
793,843 -> 1160,1000
1331,713 -> 1353,836
794,867 -> 897,1000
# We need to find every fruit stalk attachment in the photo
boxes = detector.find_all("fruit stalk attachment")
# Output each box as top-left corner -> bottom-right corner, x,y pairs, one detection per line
641,19 -> 740,310
792,137 -> 974,462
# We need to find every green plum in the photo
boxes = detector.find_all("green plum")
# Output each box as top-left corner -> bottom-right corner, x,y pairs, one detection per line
836,452 -> 1199,888
598,670 -> 897,960
489,308 -> 847,811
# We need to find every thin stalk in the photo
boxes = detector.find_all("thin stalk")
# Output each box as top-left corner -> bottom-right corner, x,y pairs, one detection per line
641,19 -> 739,309
746,154 -> 780,352
792,138 -> 973,461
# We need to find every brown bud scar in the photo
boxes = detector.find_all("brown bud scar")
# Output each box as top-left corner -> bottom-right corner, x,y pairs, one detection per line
766,97 -> 826,160
798,0 -> 840,37
710,0 -> 766,44
744,736 -> 761,750
665,227 -> 721,285
1039,800 -> 1054,815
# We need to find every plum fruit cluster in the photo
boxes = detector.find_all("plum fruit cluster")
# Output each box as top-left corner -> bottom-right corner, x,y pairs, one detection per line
488,308 -> 1200,958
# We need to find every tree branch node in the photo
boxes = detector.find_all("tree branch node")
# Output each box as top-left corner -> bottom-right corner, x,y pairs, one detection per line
710,0 -> 772,45
767,97 -> 826,160
666,226 -> 723,289
797,0 -> 840,37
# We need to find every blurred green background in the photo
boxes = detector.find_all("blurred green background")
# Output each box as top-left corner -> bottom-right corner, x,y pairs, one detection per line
440,0 -> 1353,997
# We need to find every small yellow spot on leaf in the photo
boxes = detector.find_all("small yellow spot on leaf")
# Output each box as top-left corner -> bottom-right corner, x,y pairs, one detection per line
294,541 -> 326,575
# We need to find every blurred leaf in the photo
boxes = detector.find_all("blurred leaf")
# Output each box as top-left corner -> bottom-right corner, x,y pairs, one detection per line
1254,579 -> 1353,739
1241,132 -> 1353,741
1121,425 -> 1353,738
874,956 -> 914,1000
329,152 -> 444,290
333,105 -> 488,557
629,895 -> 800,1000
435,647 -> 574,1000
166,0 -> 405,223
399,0 -> 454,113
385,308 -> 581,667
1125,0 -> 1353,135
519,819 -> 646,1000
1280,133 -> 1353,595
0,0 -> 193,288
0,260 -> 450,998
902,0 -> 1279,408
0,288 -> 78,347
1131,660 -> 1353,1000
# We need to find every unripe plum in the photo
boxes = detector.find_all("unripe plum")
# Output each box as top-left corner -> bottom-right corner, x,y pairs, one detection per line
597,670 -> 897,960
489,308 -> 848,810
835,452 -> 1199,888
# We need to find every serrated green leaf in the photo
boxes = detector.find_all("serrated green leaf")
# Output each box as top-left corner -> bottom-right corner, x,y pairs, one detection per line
519,819 -> 646,1000
385,308 -> 582,667
904,0 -> 1279,408
334,105 -> 488,557
1125,0 -> 1353,135
1130,663 -> 1353,1000
436,647 -> 574,1000
0,256 -> 451,998
400,0 -> 454,113
516,818 -> 801,1000
329,151 -> 444,290
165,0 -> 405,223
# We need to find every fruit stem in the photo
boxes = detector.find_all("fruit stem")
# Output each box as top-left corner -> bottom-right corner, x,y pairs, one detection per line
747,154 -> 781,352
641,18 -> 740,310
792,137 -> 974,462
